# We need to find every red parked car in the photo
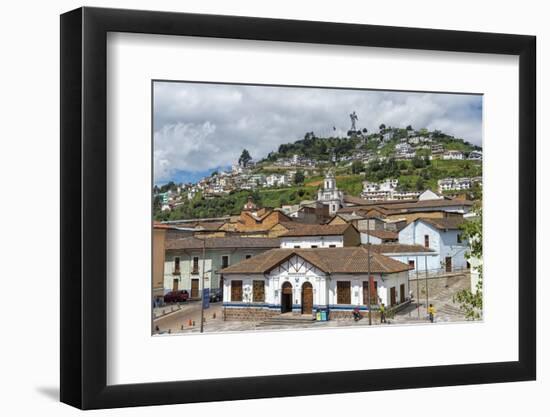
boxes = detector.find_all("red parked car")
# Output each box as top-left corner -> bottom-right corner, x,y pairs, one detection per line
164,290 -> 189,303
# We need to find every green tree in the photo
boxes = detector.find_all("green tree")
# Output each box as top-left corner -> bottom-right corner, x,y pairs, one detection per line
406,124 -> 413,131
153,195 -> 163,210
294,170 -> 305,184
238,149 -> 252,167
379,123 -> 386,131
411,155 -> 426,168
453,204 -> 483,320
351,160 -> 364,174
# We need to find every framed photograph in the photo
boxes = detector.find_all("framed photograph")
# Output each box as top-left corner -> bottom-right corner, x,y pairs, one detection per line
60,6 -> 536,410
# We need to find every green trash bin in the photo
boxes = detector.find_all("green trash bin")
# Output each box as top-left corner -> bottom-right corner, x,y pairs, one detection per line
316,311 -> 322,321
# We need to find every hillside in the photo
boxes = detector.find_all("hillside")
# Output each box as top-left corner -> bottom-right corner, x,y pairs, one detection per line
154,126 -> 482,221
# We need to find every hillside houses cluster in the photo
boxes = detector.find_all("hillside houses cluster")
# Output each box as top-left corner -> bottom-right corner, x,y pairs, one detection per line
156,126 -> 483,212
361,178 -> 422,201
154,171 -> 478,321
272,154 -> 318,167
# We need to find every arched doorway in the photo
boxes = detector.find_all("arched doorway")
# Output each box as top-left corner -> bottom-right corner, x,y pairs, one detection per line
301,282 -> 313,315
281,282 -> 293,313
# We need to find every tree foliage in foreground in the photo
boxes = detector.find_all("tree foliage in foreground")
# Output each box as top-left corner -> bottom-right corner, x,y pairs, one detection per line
453,204 -> 483,320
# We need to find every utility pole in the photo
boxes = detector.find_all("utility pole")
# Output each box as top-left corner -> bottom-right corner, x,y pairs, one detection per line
416,255 -> 420,318
200,238 -> 206,333
366,216 -> 372,326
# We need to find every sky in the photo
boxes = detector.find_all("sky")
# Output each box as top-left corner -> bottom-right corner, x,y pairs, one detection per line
153,81 -> 482,185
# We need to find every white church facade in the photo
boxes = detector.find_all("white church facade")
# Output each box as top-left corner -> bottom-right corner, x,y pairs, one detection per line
317,170 -> 344,215
220,247 -> 412,320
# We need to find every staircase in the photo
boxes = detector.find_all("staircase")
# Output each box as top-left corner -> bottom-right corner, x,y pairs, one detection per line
257,313 -> 317,328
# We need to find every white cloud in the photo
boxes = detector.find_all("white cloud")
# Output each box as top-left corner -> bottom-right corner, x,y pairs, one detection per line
154,121 -> 219,182
153,82 -> 482,182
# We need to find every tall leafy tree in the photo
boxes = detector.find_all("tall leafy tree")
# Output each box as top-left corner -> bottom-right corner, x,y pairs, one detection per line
294,170 -> 305,184
453,204 -> 483,319
238,149 -> 252,167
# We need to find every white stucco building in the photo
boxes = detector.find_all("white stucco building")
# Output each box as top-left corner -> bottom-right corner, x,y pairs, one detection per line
164,236 -> 280,298
438,177 -> 472,193
398,217 -> 469,272
220,247 -> 412,320
280,223 -> 360,248
369,243 -> 439,274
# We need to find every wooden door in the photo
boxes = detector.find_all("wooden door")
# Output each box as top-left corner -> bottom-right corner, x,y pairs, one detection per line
172,278 -> 179,292
363,279 -> 377,305
301,282 -> 313,315
281,282 -> 293,313
400,284 -> 405,303
445,257 -> 452,272
191,279 -> 199,298
390,287 -> 396,306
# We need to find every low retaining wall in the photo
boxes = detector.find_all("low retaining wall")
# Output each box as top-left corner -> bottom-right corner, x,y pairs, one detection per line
223,307 -> 279,321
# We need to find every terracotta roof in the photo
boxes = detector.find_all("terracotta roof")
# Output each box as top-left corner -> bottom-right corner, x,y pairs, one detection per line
153,222 -> 176,230
220,247 -> 412,275
363,230 -> 398,240
191,221 -> 225,231
419,217 -> 465,230
333,212 -> 365,221
367,243 -> 435,254
339,198 -> 473,215
166,236 -> 280,250
343,194 -> 372,205
380,198 -> 473,211
280,223 -> 355,237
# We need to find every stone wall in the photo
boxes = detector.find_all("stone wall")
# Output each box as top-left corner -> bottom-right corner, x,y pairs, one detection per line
223,307 -> 279,321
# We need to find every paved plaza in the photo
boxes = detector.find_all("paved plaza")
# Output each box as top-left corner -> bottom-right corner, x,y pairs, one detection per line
153,275 -> 476,335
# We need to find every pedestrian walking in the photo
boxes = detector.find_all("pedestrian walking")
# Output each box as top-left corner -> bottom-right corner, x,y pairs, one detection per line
428,304 -> 436,323
380,303 -> 386,324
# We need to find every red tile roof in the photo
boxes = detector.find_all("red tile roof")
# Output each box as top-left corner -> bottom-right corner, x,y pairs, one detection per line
166,236 -> 280,250
367,243 -> 435,254
418,217 -> 465,230
280,223 -> 355,237
220,247 -> 412,275
363,230 -> 398,240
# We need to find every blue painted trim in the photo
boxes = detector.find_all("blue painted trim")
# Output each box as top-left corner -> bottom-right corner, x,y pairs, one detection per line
223,302 -> 282,309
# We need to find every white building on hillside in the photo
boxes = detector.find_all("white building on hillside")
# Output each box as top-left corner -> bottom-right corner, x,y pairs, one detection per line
442,150 -> 465,160
438,177 -> 472,193
266,173 -> 287,187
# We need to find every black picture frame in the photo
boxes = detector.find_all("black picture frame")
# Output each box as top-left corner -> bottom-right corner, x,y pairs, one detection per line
60,6 -> 536,410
